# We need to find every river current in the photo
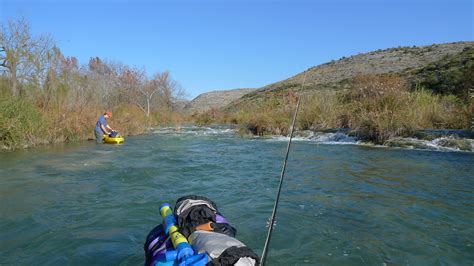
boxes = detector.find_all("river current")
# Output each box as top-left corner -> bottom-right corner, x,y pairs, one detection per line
1,126 -> 473,265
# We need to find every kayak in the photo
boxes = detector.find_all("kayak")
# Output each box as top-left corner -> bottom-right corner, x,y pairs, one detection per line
144,195 -> 259,266
103,135 -> 124,144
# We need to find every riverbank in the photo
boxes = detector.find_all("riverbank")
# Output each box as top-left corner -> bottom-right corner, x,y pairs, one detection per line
0,18 -> 186,151
152,125 -> 474,152
191,75 -> 473,145
296,129 -> 474,152
0,95 -> 185,151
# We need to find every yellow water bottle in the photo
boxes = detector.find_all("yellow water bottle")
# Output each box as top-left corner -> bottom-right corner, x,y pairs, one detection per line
159,203 -> 194,260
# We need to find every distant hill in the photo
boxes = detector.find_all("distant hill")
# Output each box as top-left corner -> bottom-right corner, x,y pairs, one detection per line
229,41 -> 474,109
173,100 -> 190,111
184,88 -> 256,112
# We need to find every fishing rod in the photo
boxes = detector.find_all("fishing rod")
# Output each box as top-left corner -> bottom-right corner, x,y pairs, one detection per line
260,71 -> 308,265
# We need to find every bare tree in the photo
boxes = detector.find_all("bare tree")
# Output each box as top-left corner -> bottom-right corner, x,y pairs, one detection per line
0,17 -> 53,96
154,71 -> 186,111
118,67 -> 147,113
87,57 -> 121,107
118,70 -> 183,116
135,70 -> 158,117
43,46 -> 85,109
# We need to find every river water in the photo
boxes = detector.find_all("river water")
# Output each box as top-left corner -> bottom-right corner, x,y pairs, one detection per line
1,126 -> 473,265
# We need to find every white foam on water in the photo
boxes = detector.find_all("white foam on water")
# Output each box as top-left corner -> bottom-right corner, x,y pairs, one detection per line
151,125 -> 472,152
152,125 -> 236,136
268,131 -> 358,145
378,136 -> 473,153
308,132 -> 358,144
426,137 -> 473,152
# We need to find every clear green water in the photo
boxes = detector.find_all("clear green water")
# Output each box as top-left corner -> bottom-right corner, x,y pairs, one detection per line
1,127 -> 473,265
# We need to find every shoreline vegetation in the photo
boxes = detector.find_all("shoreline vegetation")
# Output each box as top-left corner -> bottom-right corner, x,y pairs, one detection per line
1,18 -> 186,151
1,18 -> 473,151
193,74 -> 473,145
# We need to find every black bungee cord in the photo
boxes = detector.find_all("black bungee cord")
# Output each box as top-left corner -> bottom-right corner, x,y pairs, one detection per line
260,72 -> 307,265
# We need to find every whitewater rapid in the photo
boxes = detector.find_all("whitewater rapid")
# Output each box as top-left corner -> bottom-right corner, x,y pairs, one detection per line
151,125 -> 473,152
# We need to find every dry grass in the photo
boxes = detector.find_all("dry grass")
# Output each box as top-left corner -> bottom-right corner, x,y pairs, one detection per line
0,93 -> 181,150
298,91 -> 343,130
192,74 -> 471,144
343,75 -> 414,142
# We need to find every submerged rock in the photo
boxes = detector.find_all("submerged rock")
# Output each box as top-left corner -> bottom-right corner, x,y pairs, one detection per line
434,138 -> 472,151
385,137 -> 473,151
385,138 -> 431,150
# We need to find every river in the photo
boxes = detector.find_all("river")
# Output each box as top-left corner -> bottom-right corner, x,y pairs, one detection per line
1,126 -> 473,265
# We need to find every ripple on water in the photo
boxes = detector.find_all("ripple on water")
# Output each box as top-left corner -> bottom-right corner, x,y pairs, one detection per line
0,129 -> 473,265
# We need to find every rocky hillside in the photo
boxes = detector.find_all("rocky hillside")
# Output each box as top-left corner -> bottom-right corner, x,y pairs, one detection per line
230,41 -> 473,108
184,88 -> 256,112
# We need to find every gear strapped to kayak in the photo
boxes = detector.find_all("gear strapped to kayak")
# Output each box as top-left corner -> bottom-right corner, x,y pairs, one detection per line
144,195 -> 259,266
102,130 -> 124,144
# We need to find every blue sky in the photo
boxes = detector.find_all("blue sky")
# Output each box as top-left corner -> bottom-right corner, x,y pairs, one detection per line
1,0 -> 472,99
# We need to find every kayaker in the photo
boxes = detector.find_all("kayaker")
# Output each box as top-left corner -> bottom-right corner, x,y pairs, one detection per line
94,111 -> 115,143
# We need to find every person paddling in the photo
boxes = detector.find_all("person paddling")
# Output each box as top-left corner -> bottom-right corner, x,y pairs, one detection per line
94,111 -> 115,143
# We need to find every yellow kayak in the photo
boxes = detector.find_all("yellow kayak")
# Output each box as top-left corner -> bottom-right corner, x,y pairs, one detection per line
103,135 -> 125,144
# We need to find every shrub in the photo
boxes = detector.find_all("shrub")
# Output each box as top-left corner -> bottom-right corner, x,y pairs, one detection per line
197,74 -> 470,142
0,97 -> 47,150
341,74 -> 470,143
297,91 -> 341,130
342,74 -> 414,143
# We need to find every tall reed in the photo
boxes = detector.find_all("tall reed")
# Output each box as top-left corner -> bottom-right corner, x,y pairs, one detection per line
200,74 -> 471,144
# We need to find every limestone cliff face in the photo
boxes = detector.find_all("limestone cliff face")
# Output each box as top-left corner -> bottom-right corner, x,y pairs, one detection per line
183,88 -> 256,112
